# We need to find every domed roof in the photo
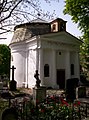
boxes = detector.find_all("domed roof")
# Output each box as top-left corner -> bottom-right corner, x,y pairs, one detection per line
30,18 -> 48,23
10,18 -> 50,44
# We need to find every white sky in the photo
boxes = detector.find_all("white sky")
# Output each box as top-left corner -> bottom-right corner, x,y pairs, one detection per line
0,0 -> 82,45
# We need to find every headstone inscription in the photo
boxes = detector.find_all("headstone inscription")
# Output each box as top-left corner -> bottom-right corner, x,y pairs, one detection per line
9,65 -> 17,91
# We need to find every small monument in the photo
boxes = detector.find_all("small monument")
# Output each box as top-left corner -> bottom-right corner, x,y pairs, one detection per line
34,70 -> 41,88
9,65 -> 17,91
0,81 -> 3,90
76,86 -> 86,99
33,70 -> 46,106
0,76 -> 3,91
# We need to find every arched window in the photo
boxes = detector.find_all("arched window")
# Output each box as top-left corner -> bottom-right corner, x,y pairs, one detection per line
44,64 -> 49,77
52,24 -> 56,31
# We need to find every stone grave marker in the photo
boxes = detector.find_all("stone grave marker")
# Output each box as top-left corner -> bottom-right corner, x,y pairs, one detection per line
76,86 -> 86,99
33,70 -> 46,106
33,86 -> 46,106
9,65 -> 17,91
0,75 -> 3,92
0,82 -> 3,92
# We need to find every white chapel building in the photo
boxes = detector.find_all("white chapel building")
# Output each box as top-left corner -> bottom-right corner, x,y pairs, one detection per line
9,18 -> 82,89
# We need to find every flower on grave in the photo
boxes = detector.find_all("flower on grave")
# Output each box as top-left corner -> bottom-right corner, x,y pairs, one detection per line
73,101 -> 81,107
60,97 -> 69,106
21,95 -> 81,119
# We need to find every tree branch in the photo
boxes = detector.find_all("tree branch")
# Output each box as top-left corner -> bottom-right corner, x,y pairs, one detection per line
0,0 -> 22,23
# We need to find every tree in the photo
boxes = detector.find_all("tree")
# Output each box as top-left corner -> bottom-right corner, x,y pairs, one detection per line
0,44 -> 11,78
64,0 -> 89,35
64,0 -> 89,77
0,0 -> 57,37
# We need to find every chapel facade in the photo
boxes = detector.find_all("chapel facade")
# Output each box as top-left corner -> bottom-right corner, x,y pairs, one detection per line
9,18 -> 82,89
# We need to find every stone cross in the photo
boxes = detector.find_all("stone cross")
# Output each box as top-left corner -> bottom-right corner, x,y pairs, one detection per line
10,65 -> 17,91
10,65 -> 16,81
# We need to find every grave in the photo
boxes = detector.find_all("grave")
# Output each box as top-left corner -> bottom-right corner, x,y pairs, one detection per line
66,78 -> 79,102
76,86 -> 86,99
0,82 -> 3,92
33,70 -> 46,106
9,65 -> 17,91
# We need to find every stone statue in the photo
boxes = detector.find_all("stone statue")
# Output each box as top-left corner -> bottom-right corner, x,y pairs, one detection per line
34,70 -> 41,88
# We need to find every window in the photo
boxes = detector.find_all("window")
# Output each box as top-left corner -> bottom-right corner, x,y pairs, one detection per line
44,64 -> 49,77
52,24 -> 56,31
71,64 -> 74,75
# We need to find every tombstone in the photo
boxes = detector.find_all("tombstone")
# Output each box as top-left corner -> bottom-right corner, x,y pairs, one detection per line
9,66 -> 17,91
0,82 -> 3,91
76,86 -> 86,99
33,70 -> 46,106
66,78 -> 79,102
33,86 -> 46,106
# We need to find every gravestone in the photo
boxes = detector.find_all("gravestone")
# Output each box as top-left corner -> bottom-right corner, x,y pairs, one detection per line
76,86 -> 86,99
33,70 -> 46,106
33,86 -> 46,106
66,78 -> 79,102
9,65 -> 17,91
0,82 -> 3,92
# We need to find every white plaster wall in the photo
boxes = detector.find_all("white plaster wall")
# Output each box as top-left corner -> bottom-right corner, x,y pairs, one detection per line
43,49 -> 54,87
28,49 -> 36,88
10,51 -> 26,87
56,51 -> 65,69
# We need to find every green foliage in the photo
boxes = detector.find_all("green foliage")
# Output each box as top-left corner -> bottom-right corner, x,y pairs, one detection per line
64,0 -> 89,34
64,0 -> 89,75
80,36 -> 89,74
0,44 -> 11,77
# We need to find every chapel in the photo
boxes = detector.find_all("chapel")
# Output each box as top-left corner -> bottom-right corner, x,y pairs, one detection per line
9,18 -> 82,89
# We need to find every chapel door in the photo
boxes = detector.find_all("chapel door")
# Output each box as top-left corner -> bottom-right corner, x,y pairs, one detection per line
57,69 -> 65,89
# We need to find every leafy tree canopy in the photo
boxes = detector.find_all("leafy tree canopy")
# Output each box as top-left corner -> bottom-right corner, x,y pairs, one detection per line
0,44 -> 11,77
64,0 -> 89,37
64,0 -> 89,76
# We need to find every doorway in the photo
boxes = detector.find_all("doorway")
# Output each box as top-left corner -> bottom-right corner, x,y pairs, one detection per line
57,69 -> 65,89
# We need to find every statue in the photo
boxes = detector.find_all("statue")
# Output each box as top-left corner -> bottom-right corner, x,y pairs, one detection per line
34,70 -> 41,88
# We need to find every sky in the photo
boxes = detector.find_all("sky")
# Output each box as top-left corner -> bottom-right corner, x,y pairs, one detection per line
0,0 -> 82,45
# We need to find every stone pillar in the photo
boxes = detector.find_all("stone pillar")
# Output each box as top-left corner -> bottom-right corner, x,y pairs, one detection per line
36,36 -> 40,71
26,51 -> 28,88
33,86 -> 46,106
39,49 -> 44,85
51,50 -> 58,88
65,51 -> 70,86
22,51 -> 26,87
65,51 -> 71,88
